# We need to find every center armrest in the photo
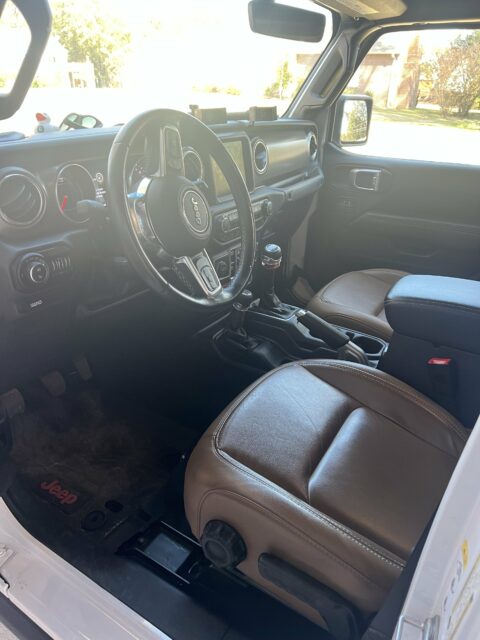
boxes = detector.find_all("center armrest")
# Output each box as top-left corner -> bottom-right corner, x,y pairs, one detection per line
384,275 -> 480,354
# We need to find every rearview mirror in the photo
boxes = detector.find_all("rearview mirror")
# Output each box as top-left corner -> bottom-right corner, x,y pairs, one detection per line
248,1 -> 326,42
334,95 -> 373,146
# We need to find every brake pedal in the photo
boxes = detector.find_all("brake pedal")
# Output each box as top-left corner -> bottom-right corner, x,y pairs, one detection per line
0,388 -> 25,419
73,354 -> 93,381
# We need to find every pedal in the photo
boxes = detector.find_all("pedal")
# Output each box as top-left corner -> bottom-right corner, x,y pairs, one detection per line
40,371 -> 66,397
0,388 -> 25,419
73,354 -> 93,381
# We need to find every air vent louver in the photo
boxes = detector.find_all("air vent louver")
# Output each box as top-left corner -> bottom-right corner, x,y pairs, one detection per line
0,171 -> 46,227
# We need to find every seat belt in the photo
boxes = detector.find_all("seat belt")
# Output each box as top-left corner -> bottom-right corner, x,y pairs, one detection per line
362,516 -> 434,640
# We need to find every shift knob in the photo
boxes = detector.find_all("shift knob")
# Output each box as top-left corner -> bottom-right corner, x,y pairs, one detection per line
234,288 -> 254,311
261,243 -> 282,271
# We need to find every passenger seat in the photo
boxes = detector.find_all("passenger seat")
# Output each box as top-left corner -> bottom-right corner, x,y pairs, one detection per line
307,269 -> 408,341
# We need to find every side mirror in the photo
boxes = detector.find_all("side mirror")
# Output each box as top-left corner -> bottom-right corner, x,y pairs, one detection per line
333,95 -> 373,146
248,1 -> 326,42
0,0 -> 52,120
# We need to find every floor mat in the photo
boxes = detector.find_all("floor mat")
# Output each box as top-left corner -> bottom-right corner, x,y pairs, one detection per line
9,381 -> 197,548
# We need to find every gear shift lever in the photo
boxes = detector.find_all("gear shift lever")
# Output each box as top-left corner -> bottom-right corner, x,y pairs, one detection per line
259,243 -> 283,310
229,289 -> 253,333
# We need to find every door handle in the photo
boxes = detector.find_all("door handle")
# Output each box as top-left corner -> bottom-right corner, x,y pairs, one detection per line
349,169 -> 382,192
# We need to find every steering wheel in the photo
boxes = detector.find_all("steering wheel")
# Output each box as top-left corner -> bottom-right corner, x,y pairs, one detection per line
108,109 -> 256,308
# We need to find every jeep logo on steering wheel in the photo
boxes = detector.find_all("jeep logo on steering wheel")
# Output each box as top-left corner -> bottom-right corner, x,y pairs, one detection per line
181,189 -> 210,235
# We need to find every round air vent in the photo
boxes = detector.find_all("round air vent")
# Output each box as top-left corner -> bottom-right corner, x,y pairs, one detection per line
253,139 -> 268,175
308,131 -> 318,160
0,170 -> 46,227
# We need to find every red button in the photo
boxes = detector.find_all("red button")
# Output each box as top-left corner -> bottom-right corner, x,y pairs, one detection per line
428,357 -> 452,366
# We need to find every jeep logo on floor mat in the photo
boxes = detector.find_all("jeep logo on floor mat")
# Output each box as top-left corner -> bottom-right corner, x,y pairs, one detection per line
40,479 -> 78,505
34,477 -> 88,514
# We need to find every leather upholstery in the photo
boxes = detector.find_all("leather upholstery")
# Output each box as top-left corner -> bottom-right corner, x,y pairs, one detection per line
385,274 -> 480,354
308,269 -> 408,340
184,360 -> 467,625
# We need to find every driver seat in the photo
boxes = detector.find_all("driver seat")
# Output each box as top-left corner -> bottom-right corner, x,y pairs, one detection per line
184,360 -> 467,630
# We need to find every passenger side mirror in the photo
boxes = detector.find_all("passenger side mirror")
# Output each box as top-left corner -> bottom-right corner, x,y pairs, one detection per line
248,1 -> 326,42
333,95 -> 373,146
0,0 -> 51,120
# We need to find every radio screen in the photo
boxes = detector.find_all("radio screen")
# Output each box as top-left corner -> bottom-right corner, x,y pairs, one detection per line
212,140 -> 246,198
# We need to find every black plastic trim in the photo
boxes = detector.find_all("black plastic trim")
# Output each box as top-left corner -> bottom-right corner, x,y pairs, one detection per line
0,594 -> 51,640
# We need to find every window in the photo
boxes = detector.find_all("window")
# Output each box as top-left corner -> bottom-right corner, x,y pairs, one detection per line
0,0 -> 333,135
343,29 -> 480,165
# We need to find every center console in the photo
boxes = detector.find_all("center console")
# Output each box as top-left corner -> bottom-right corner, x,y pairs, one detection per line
212,198 -> 274,280
381,274 -> 480,427
212,243 -> 387,375
209,262 -> 479,429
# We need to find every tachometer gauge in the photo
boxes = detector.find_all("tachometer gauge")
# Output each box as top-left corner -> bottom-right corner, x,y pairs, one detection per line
56,164 -> 96,223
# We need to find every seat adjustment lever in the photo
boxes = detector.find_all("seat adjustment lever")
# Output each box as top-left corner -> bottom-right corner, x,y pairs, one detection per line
258,553 -> 362,640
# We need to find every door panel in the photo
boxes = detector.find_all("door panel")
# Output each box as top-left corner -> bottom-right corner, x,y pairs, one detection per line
306,143 -> 480,289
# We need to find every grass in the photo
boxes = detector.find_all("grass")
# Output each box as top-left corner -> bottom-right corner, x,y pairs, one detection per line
373,106 -> 480,131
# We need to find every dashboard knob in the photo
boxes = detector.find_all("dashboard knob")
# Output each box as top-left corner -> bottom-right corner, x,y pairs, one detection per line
18,254 -> 50,288
28,260 -> 49,284
262,199 -> 273,217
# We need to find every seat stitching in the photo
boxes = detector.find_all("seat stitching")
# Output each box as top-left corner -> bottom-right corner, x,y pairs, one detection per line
278,381 -> 336,499
363,269 -> 408,285
213,364 -> 406,570
298,361 -> 467,442
302,367 -> 460,459
210,445 -> 405,570
317,270 -> 401,307
197,487 -> 396,593
316,271 -> 358,304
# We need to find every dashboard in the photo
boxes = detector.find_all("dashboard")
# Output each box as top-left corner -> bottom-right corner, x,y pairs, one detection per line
0,117 -> 323,386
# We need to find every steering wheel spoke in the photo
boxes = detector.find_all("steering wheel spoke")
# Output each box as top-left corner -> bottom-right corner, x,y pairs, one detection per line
174,250 -> 222,299
145,124 -> 185,178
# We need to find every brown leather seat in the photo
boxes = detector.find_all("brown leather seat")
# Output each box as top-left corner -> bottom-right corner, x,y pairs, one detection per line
184,360 -> 467,627
307,269 -> 409,340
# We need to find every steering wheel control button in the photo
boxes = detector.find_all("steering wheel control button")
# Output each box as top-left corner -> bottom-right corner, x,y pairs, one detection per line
201,266 -> 218,291
182,189 -> 210,235
193,253 -> 220,292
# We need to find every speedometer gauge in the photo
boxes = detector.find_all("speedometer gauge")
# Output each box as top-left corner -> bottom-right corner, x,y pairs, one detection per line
56,164 -> 96,223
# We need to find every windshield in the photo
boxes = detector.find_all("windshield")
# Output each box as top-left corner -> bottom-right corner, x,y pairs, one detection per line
0,0 -> 332,135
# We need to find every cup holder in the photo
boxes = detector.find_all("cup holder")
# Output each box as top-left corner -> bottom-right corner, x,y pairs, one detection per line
351,335 -> 384,356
